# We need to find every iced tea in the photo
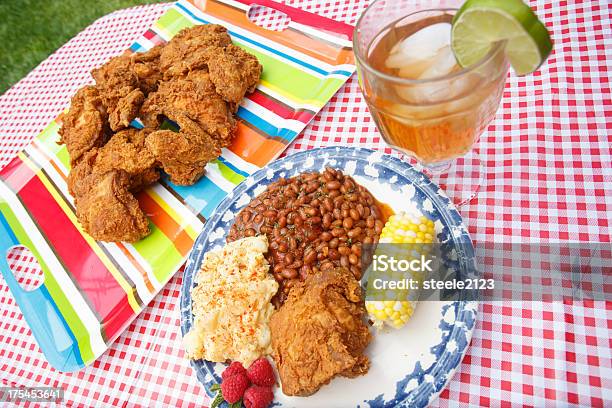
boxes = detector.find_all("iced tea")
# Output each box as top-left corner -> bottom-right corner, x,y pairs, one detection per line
355,8 -> 508,165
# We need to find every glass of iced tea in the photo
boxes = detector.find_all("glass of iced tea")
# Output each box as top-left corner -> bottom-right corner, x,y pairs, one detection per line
354,0 -> 509,205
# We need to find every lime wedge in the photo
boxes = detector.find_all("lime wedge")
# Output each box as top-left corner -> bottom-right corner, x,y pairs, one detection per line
451,0 -> 552,75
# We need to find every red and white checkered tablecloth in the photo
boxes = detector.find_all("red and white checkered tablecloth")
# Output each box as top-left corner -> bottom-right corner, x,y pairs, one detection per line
0,1 -> 610,407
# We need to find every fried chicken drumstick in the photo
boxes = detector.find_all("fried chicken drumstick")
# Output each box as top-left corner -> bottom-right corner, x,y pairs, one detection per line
59,24 -> 262,242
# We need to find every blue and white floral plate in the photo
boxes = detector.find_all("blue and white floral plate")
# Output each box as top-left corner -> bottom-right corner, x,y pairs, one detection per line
180,147 -> 478,408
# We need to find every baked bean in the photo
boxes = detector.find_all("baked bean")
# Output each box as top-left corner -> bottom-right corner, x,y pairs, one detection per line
348,227 -> 362,238
357,203 -> 365,217
333,208 -> 342,220
326,180 -> 341,190
294,215 -> 303,227
323,213 -> 333,228
245,228 -> 256,237
328,189 -> 341,199
343,217 -> 354,229
281,268 -> 298,279
366,216 -> 375,228
328,249 -> 340,261
264,210 -> 277,219
288,237 -> 297,250
305,207 -> 318,217
329,238 -> 339,249
320,231 -> 332,242
331,228 -> 345,237
285,253 -> 294,265
374,220 -> 384,234
323,197 -> 333,212
304,249 -> 317,264
253,214 -> 263,224
308,216 -> 321,225
349,254 -> 359,265
338,245 -> 351,256
350,209 -> 360,221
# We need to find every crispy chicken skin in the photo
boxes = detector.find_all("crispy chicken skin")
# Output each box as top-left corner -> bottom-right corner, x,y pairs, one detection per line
159,24 -> 233,78
270,268 -> 372,396
109,88 -> 145,131
90,128 -> 159,191
145,115 -> 222,185
205,44 -> 263,104
92,46 -> 162,131
132,45 -> 164,94
68,150 -> 150,242
58,86 -> 109,165
141,70 -> 236,143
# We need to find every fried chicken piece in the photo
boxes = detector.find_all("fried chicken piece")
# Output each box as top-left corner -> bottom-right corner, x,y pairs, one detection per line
92,54 -> 139,131
145,114 -> 221,185
67,128 -> 157,242
108,89 -> 145,131
58,85 -> 109,165
92,46 -> 163,131
68,150 -> 150,242
270,268 -> 372,396
91,128 -> 159,191
159,24 -> 232,78
204,44 -> 263,104
141,70 -> 236,144
132,45 -> 164,94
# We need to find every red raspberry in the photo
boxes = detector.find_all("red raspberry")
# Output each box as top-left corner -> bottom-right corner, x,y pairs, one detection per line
220,372 -> 250,404
243,385 -> 274,408
222,361 -> 246,381
247,357 -> 276,387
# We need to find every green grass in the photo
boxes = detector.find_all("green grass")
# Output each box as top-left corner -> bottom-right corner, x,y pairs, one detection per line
0,0 -> 161,95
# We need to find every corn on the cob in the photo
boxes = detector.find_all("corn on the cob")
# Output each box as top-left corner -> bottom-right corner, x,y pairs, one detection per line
366,211 -> 436,329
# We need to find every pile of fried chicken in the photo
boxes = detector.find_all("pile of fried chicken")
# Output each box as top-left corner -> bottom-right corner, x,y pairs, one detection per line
59,25 -> 262,242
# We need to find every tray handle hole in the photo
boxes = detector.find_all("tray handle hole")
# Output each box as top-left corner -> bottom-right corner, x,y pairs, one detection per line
247,4 -> 291,32
5,245 -> 44,292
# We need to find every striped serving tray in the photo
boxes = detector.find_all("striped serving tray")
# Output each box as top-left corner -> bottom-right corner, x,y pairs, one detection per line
0,0 -> 355,371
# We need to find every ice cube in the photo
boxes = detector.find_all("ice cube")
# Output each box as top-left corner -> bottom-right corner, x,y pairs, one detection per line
386,23 -> 451,69
418,46 -> 459,79
397,58 -> 436,79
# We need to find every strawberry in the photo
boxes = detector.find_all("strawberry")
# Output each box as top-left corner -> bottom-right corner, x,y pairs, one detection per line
220,371 -> 250,404
222,361 -> 246,381
247,358 -> 276,387
243,385 -> 274,408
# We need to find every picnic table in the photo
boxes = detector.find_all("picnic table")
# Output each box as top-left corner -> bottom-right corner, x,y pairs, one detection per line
0,1 -> 609,406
